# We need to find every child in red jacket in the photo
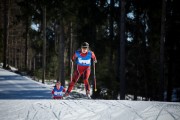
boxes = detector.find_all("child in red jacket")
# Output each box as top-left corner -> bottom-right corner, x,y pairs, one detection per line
66,42 -> 97,98
52,81 -> 66,99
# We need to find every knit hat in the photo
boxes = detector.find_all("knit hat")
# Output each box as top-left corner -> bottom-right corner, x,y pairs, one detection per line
81,42 -> 89,48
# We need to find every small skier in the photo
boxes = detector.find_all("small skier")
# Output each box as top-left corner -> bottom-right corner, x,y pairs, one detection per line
65,42 -> 97,98
52,81 -> 66,99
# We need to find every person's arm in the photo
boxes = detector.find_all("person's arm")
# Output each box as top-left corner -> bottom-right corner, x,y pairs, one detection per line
91,52 -> 97,63
63,87 -> 66,92
51,90 -> 55,99
52,90 -> 54,95
71,52 -> 77,62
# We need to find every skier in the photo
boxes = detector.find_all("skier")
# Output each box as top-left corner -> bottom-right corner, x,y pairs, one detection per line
65,42 -> 97,98
52,81 -> 66,99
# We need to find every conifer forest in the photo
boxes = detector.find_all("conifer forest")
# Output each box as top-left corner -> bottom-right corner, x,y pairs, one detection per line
0,0 -> 180,101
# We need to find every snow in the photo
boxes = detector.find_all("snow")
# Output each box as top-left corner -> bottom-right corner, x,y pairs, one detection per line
0,68 -> 52,99
0,68 -> 180,120
0,63 -> 18,71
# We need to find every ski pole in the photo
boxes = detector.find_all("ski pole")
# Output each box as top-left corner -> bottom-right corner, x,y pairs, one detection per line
93,62 -> 97,92
70,60 -> 73,82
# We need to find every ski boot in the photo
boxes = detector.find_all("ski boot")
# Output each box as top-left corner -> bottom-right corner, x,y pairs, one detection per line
86,90 -> 91,99
65,91 -> 70,97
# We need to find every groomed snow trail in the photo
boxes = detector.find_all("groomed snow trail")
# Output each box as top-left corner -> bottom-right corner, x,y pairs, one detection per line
1,68 -> 180,120
0,100 -> 180,120
0,68 -> 51,99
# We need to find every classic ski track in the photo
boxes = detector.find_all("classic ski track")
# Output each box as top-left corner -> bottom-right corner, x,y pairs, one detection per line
31,102 -> 42,120
137,102 -> 163,119
58,100 -> 117,120
25,110 -> 31,120
158,103 -> 180,120
161,104 -> 180,120
0,101 -> 25,119
52,101 -> 62,120
41,101 -> 61,120
165,109 -> 177,120
155,104 -> 168,120
29,101 -> 56,120
75,100 -> 102,120
96,100 -> 112,120
74,100 -> 111,120
32,111 -> 38,120
77,100 -> 96,113
138,102 -> 180,120
62,100 -> 81,117
116,101 -> 145,120
100,101 -> 114,120
1,100 -> 180,120
100,100 -> 141,119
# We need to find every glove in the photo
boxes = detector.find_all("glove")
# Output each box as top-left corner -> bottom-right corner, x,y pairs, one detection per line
94,60 -> 97,63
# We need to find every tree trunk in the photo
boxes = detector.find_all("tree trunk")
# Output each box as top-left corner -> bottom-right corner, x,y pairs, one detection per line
3,0 -> 8,69
58,21 -> 65,86
24,1 -> 29,71
42,6 -> 46,84
25,19 -> 28,71
119,0 -> 126,100
69,22 -> 73,79
160,0 -> 166,101
109,0 -> 114,89
91,24 -> 97,96
167,53 -> 173,102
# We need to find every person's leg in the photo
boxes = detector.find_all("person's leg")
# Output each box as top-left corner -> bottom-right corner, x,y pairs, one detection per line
83,69 -> 91,94
67,70 -> 81,93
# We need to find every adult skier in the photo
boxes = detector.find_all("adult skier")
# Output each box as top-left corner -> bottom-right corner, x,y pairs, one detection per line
65,42 -> 97,98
